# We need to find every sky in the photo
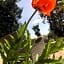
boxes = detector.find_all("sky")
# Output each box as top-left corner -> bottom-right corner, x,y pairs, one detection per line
17,0 -> 50,38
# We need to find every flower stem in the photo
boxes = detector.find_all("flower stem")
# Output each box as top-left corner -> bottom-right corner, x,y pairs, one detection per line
23,10 -> 37,34
26,9 -> 37,27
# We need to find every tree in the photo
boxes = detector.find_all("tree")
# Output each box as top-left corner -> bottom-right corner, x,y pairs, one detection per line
0,0 -> 22,38
48,1 -> 64,37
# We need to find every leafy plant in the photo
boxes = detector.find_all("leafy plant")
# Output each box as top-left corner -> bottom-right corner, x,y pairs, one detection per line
0,0 -> 64,64
35,37 -> 64,64
0,23 -> 32,64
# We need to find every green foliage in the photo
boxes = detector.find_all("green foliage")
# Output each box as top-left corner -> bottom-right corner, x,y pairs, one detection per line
35,37 -> 64,64
0,23 -> 32,64
0,0 -> 64,64
0,24 -> 64,64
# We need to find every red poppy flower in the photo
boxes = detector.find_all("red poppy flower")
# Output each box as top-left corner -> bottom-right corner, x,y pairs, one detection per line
32,0 -> 56,16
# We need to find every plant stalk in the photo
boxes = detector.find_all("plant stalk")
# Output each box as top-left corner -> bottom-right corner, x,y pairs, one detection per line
26,10 -> 37,26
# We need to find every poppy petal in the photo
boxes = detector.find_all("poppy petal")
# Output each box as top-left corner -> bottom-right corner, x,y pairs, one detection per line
32,0 -> 56,16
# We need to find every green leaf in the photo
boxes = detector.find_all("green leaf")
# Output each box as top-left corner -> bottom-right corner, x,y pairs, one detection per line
42,39 -> 52,58
17,22 -> 26,39
4,39 -> 11,49
0,51 -> 7,64
0,43 -> 7,63
50,38 -> 64,53
9,34 -> 15,40
13,23 -> 27,50
0,43 -> 5,52
26,30 -> 32,49
22,30 -> 32,64
0,42 -> 9,55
